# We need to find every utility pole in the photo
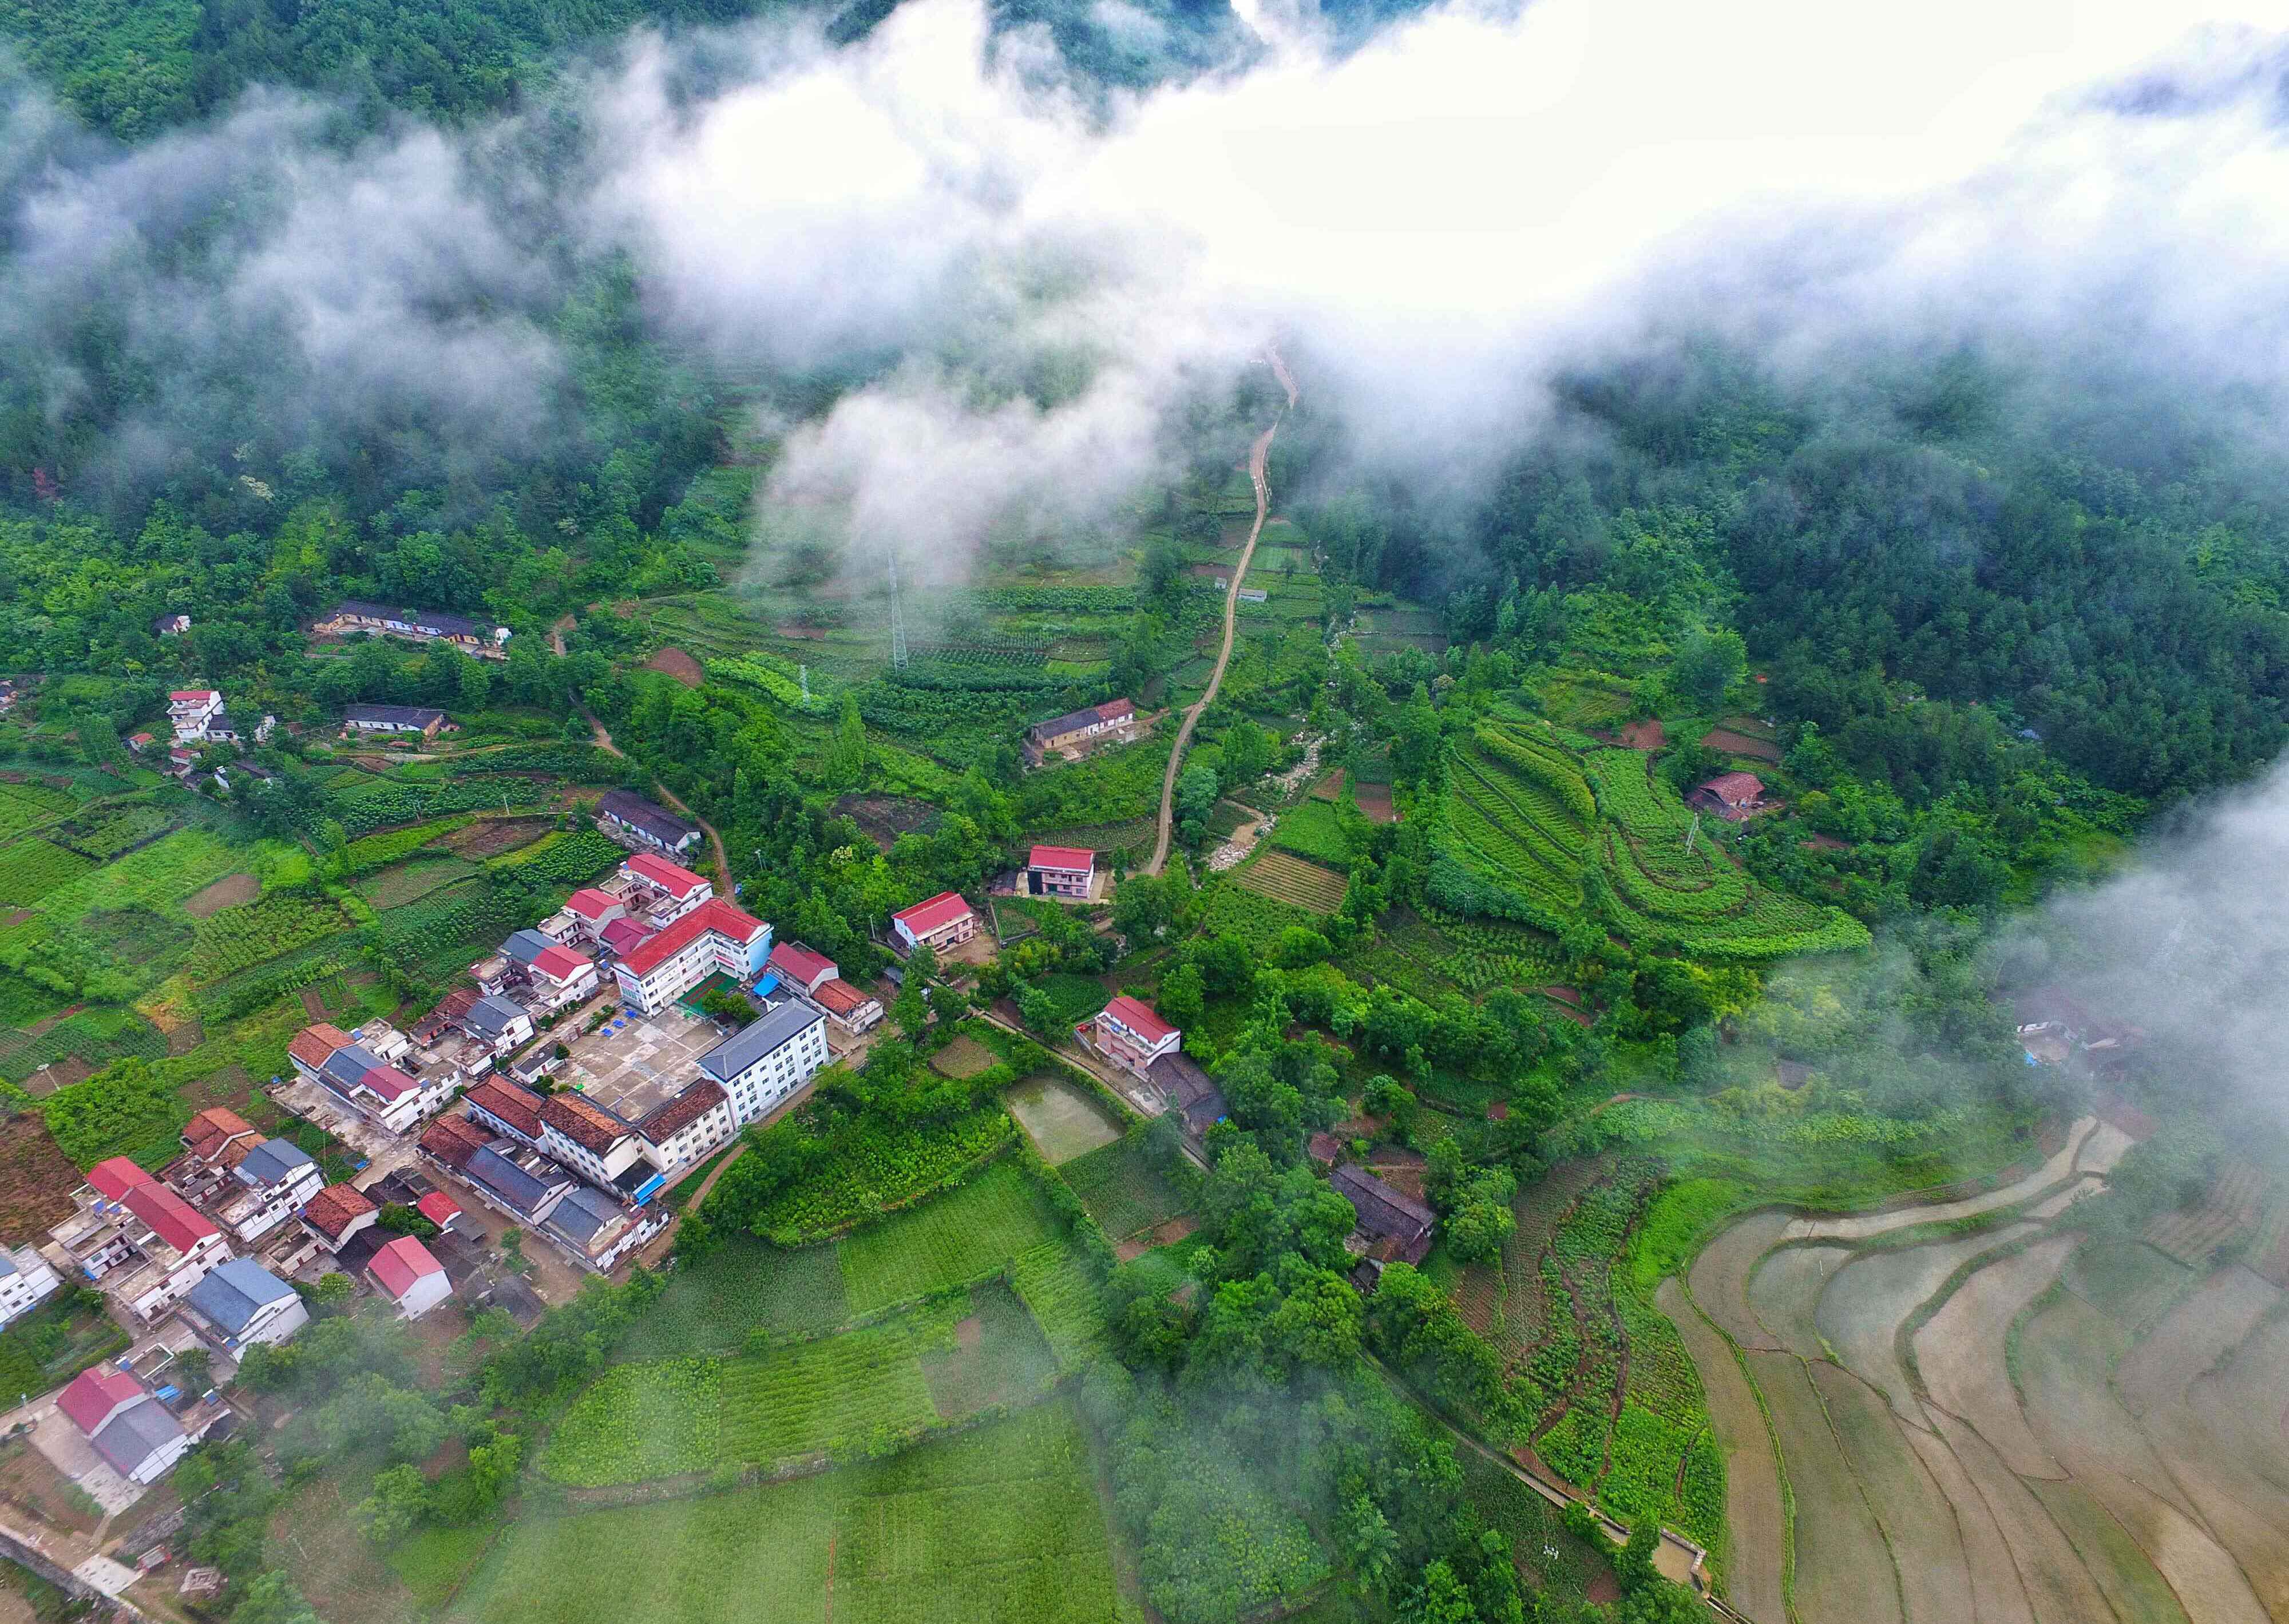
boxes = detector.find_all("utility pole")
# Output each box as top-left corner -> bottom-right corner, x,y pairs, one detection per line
1684,812 -> 1700,857
888,548 -> 909,671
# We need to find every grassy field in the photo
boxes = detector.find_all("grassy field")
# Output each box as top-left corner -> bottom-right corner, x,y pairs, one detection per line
617,1237 -> 850,1360
460,1404 -> 1130,1624
838,1159 -> 1063,1317
1011,1243 -> 1111,1373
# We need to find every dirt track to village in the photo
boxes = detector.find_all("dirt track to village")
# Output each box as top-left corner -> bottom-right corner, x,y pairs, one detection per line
1147,350 -> 1297,876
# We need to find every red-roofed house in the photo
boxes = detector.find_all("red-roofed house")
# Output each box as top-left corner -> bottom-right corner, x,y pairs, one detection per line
58,1367 -> 146,1439
1686,772 -> 1771,822
528,944 -> 599,1009
302,1184 -> 378,1253
1026,845 -> 1095,898
600,917 -> 655,960
811,977 -> 883,1034
465,1077 -> 546,1145
167,690 -> 224,740
612,900 -> 772,1014
415,1191 -> 462,1233
418,1113 -> 493,1171
369,1235 -> 450,1318
181,1108 -> 260,1166
767,941 -> 838,995
1088,995 -> 1182,1075
891,892 -> 975,954
85,1158 -> 154,1203
619,853 -> 712,921
564,888 -> 625,938
286,1023 -> 352,1075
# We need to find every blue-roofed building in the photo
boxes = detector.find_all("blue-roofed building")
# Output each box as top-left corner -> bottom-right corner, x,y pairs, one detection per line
502,929 -> 556,968
696,1001 -> 830,1126
462,1140 -> 575,1227
542,1185 -> 664,1273
461,995 -> 535,1057
183,1258 -> 308,1350
196,1135 -> 324,1243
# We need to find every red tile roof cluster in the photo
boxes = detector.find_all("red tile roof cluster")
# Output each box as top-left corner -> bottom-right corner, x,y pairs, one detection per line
1028,845 -> 1095,873
565,887 -> 621,920
1696,771 -> 1766,807
168,689 -> 220,703
811,978 -> 876,1019
892,891 -> 973,939
532,944 -> 592,981
623,851 -> 709,897
600,917 -> 654,957
540,1092 -> 635,1155
1100,995 -> 1176,1045
86,1156 -> 154,1201
616,899 -> 765,979
465,1077 -> 545,1139
361,1063 -> 417,1102
287,1023 -> 353,1071
302,1183 -> 375,1241
1095,698 -> 1135,722
121,1181 -> 218,1253
369,1235 -> 444,1298
768,941 -> 836,988
183,1108 -> 258,1162
415,1191 -> 461,1227
419,1114 -> 492,1169
58,1368 -> 145,1436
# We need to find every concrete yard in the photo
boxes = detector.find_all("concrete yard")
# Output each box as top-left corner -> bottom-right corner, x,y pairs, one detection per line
555,1004 -> 736,1125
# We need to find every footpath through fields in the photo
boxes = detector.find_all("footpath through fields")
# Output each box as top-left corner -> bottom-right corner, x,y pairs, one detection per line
1147,348 -> 1295,876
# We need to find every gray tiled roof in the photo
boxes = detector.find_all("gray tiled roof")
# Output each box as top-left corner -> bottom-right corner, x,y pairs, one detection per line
89,1399 -> 182,1476
465,996 -> 529,1039
234,1139 -> 315,1187
185,1258 -> 295,1334
698,1003 -> 824,1084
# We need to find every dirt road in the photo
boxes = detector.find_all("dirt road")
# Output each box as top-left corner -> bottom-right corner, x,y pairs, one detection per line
1147,350 -> 1296,876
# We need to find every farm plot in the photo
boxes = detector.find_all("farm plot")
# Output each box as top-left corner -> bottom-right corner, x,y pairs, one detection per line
1193,881 -> 1322,955
617,1237 -> 850,1360
1266,799 -> 1354,867
1745,1243 -> 1847,1358
837,1159 -> 1063,1317
1779,1117 -> 2096,1242
36,828 -> 243,922
1233,848 -> 1347,914
1685,1210 -> 1791,1353
1814,1224 -> 2037,1419
1058,1130 -> 1190,1241
920,1280 -> 1060,1417
1659,1281 -> 1783,1624
1807,1361 -> 1975,1624
460,1404 -> 1123,1624
181,872 -> 260,916
1004,1076 -> 1120,1165
0,1113 -> 86,1235
1909,1235 -> 2076,1477
1747,1350 -> 1903,1624
0,782 -> 73,843
185,891 -> 347,984
0,841 -> 92,907
1011,1242 -> 1109,1372
362,857 -> 478,909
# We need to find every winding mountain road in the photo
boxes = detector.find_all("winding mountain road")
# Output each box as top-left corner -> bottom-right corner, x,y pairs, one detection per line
1147,350 -> 1296,876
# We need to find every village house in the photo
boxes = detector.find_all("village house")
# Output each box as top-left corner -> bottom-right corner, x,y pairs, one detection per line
342,704 -> 449,739
464,1076 -> 547,1147
177,1108 -> 262,1172
1085,995 -> 1183,1075
58,1368 -> 189,1486
542,1186 -> 667,1274
189,1138 -> 323,1244
1331,1164 -> 1436,1278
417,1112 -> 494,1174
634,1080 -> 735,1179
1151,1051 -> 1227,1143
1023,698 -> 1137,763
415,1191 -> 462,1234
460,1139 -> 577,1230
596,789 -> 703,858
538,1094 -> 660,1204
167,689 -> 225,742
810,976 -> 884,1034
766,941 -> 838,996
613,852 -> 714,924
697,1002 -> 831,1127
46,1159 -> 230,1321
560,887 -> 627,942
1686,771 -> 1771,822
183,1258 -> 308,1352
0,1243 -> 60,1328
890,892 -> 976,955
526,943 -> 599,1012
300,1184 -> 378,1255
1025,845 -> 1096,898
153,613 -> 191,637
612,898 -> 772,1014
287,1023 -> 457,1135
314,600 -> 508,654
367,1235 -> 452,1319
460,995 -> 536,1058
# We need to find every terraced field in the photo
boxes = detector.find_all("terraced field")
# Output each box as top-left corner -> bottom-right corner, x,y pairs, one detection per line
1661,1112 -> 2289,1624
1437,719 -> 1868,960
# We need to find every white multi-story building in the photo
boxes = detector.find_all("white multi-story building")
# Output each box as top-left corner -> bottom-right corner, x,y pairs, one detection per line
611,900 -> 771,1014
48,1159 -> 231,1321
288,1024 -> 458,1135
696,1001 -> 830,1126
617,853 -> 713,923
183,1258 -> 310,1352
168,689 -> 224,742
0,1243 -> 59,1328
537,1094 -> 658,1202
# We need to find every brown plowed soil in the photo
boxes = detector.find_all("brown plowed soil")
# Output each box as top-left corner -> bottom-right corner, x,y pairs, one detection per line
643,646 -> 705,687
183,872 -> 260,917
0,1114 -> 83,1235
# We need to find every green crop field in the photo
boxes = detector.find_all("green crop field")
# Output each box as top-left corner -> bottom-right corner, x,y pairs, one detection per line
838,1159 -> 1063,1317
0,839 -> 93,906
1267,799 -> 1353,867
185,892 -> 347,984
461,1404 -> 1126,1624
0,782 -> 78,843
618,1237 -> 850,1360
541,1302 -> 955,1486
744,1109 -> 1014,1242
1194,879 -> 1322,953
1058,1131 -> 1190,1241
1011,1242 -> 1110,1372
1233,849 -> 1347,914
